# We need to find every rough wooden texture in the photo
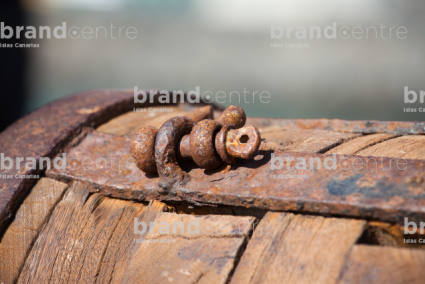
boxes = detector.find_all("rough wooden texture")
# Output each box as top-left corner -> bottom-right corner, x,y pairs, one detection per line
337,245 -> 425,284
230,212 -> 366,284
174,203 -> 267,220
258,126 -> 361,153
359,221 -> 425,249
326,133 -> 396,155
18,181 -> 254,284
0,89 -> 137,235
0,178 -> 68,284
120,213 -> 254,284
357,135 -> 425,159
97,106 -> 190,137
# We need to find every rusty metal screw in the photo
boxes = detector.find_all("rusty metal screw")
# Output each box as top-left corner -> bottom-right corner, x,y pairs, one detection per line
130,105 -> 260,175
130,105 -> 213,174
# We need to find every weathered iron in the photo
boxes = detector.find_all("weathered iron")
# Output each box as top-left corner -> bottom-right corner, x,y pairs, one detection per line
225,125 -> 261,160
216,105 -> 246,128
215,124 -> 237,164
4,89 -> 425,236
155,117 -> 195,190
130,126 -> 158,174
130,106 -> 214,174
189,119 -> 224,170
130,105 -> 261,176
47,130 -> 425,224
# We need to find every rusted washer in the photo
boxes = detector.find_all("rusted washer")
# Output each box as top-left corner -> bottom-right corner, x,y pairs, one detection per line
226,125 -> 261,159
217,105 -> 246,128
215,124 -> 236,164
130,126 -> 158,174
155,117 -> 195,188
190,119 -> 223,170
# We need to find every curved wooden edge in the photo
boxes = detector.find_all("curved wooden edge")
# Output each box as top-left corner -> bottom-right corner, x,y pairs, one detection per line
0,89 -> 222,234
0,89 -> 423,234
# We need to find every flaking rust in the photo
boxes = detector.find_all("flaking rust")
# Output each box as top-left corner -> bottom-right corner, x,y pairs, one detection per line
46,130 -> 425,224
130,105 -> 261,188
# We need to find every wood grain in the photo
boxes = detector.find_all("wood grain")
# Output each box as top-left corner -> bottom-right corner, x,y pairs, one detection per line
18,181 -> 254,284
258,126 -> 361,153
230,212 -> 366,284
337,245 -> 425,284
119,213 -> 254,284
96,106 -> 189,137
357,135 -> 425,159
0,178 -> 68,284
326,133 -> 396,155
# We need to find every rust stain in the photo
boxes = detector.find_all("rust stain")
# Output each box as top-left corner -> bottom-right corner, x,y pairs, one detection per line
47,130 -> 425,223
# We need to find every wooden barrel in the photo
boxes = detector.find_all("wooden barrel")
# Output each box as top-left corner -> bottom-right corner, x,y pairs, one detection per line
1,90 -> 425,284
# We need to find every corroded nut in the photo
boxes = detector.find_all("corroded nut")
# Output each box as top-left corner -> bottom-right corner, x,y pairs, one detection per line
130,126 -> 158,174
155,117 -> 195,188
217,105 -> 246,128
226,125 -> 261,159
190,119 -> 223,170
215,124 -> 236,164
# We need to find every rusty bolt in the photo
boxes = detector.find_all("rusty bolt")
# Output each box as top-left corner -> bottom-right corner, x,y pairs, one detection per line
155,116 -> 195,189
130,105 -> 260,177
217,105 -> 246,128
189,120 -> 223,170
224,125 -> 261,160
178,123 -> 261,168
215,124 -> 236,164
130,125 -> 158,174
130,106 -> 213,173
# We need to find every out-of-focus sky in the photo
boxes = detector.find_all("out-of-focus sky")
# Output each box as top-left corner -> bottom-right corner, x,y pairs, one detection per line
22,0 -> 425,121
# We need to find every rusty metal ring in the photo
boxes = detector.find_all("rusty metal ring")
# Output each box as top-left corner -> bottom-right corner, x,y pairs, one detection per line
215,124 -> 236,164
190,119 -> 223,170
155,116 -> 195,189
226,125 -> 261,160
130,126 -> 158,174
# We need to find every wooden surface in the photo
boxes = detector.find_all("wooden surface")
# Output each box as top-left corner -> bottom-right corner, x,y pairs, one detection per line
230,212 -> 366,284
337,245 -> 425,284
97,106 -> 190,138
0,178 -> 68,284
18,181 -> 255,284
356,135 -> 425,159
326,133 -> 396,155
4,104 -> 425,284
98,108 -> 425,161
259,127 -> 361,153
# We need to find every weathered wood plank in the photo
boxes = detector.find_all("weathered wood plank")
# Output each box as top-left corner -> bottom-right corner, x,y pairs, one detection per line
119,213 -> 254,284
357,135 -> 425,159
97,106 -> 190,137
259,126 -> 361,153
18,181 -> 254,284
0,89 -> 138,234
18,181 -> 91,284
360,221 -> 425,248
230,212 -> 365,284
337,245 -> 425,284
326,133 -> 396,155
0,178 -> 68,284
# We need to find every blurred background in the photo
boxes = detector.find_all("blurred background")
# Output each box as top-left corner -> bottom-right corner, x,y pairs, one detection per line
1,0 -> 424,132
